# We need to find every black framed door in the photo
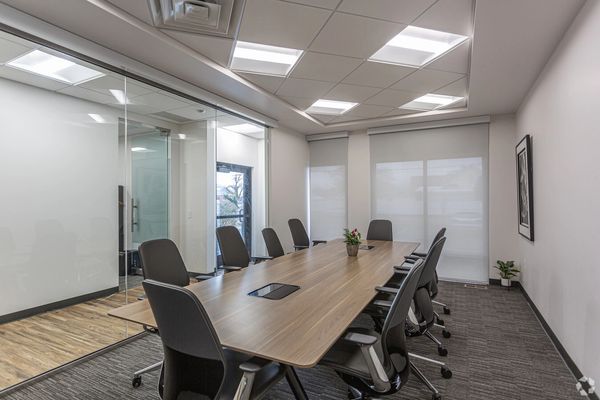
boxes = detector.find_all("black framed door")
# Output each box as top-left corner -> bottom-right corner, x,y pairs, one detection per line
216,162 -> 252,266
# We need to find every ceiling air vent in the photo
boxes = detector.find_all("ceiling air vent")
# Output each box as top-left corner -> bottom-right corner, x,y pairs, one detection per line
147,0 -> 245,38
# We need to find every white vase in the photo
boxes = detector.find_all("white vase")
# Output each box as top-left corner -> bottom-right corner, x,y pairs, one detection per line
501,278 -> 511,287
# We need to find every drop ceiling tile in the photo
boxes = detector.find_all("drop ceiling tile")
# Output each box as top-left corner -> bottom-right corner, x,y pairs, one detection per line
324,83 -> 381,102
313,114 -> 337,123
239,73 -> 285,93
129,92 -> 190,112
381,108 -> 420,117
79,75 -> 154,98
365,89 -> 420,107
424,40 -> 470,74
168,106 -> 216,121
413,0 -> 474,36
0,66 -> 70,91
281,0 -> 340,9
57,86 -> 116,104
289,52 -> 362,82
276,78 -> 335,98
435,76 -> 468,97
338,0 -> 436,24
238,0 -> 331,49
0,37 -> 30,63
166,31 -> 234,66
310,13 -> 404,58
280,96 -> 316,110
342,62 -> 414,88
346,104 -> 394,118
391,69 -> 464,93
107,0 -> 153,24
329,114 -> 362,123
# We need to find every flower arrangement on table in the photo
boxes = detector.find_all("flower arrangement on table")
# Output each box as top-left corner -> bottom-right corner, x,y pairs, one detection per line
343,228 -> 362,256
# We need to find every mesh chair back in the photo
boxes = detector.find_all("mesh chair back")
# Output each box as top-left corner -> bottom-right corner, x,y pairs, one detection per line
143,280 -> 226,398
262,228 -> 285,258
429,227 -> 446,251
288,218 -> 310,248
216,226 -> 251,268
366,219 -> 393,241
381,259 -> 425,373
138,239 -> 190,287
419,237 -> 446,288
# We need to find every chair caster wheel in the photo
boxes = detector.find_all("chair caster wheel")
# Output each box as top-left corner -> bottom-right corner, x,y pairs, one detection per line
432,393 -> 442,400
441,366 -> 452,379
436,317 -> 445,326
132,376 -> 142,388
438,346 -> 448,357
442,330 -> 451,339
443,307 -> 451,315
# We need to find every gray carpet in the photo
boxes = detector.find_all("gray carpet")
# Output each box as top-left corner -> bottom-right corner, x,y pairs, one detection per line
2,282 -> 580,400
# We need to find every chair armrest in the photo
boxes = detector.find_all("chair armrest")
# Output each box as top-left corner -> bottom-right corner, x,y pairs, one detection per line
195,275 -> 213,281
375,286 -> 399,295
405,255 -> 420,261
251,256 -> 273,263
394,264 -> 412,272
239,357 -> 274,373
403,257 -> 416,264
312,240 -> 327,246
343,331 -> 378,346
372,299 -> 393,308
221,266 -> 243,272
294,245 -> 309,251
412,251 -> 427,257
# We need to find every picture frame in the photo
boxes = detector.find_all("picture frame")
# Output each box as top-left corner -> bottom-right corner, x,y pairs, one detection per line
516,134 -> 534,241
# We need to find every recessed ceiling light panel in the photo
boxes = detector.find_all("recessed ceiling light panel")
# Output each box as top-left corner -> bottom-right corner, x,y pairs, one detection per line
88,113 -> 106,123
400,93 -> 464,111
109,89 -> 130,105
231,41 -> 303,76
369,26 -> 468,67
306,99 -> 358,116
222,123 -> 264,134
7,50 -> 105,84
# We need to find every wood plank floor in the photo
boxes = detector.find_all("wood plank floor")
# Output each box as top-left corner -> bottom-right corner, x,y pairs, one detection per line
0,285 -> 145,389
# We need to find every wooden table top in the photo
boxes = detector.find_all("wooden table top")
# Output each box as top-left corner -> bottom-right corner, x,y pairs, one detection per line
109,239 -> 418,368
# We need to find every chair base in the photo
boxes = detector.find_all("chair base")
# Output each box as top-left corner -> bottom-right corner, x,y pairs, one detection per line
132,360 -> 162,388
410,361 -> 442,400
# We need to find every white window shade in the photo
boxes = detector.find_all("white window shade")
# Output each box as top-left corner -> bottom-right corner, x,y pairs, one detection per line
309,138 -> 348,241
370,123 -> 489,283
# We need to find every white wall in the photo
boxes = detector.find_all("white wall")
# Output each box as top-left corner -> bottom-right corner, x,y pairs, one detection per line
268,126 -> 309,252
347,130 -> 371,234
488,115 -> 519,278
0,78 -> 119,316
516,0 -> 600,380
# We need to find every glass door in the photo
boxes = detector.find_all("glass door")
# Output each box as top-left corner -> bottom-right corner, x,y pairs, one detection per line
216,162 -> 252,266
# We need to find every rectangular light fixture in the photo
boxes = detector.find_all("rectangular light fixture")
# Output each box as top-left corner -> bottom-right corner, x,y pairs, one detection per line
400,93 -> 464,111
369,26 -> 468,67
88,113 -> 106,123
231,41 -> 303,76
7,50 -> 105,84
306,99 -> 358,115
109,89 -> 130,105
131,147 -> 155,153
222,123 -> 264,134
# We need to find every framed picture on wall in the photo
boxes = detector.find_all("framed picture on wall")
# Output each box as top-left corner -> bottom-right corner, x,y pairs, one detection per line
516,134 -> 534,241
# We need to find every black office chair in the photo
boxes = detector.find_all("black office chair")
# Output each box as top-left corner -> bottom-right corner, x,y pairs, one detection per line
261,228 -> 285,258
143,279 -> 290,399
366,219 -> 393,241
216,226 -> 271,271
287,218 -> 326,251
319,260 -> 441,400
375,238 -> 451,356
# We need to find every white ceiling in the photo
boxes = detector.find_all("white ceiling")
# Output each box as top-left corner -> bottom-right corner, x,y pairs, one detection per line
0,0 -> 586,134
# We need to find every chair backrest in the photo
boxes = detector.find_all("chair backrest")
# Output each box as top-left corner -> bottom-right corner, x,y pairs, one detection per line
413,237 -> 446,327
262,228 -> 285,258
428,227 -> 446,252
288,218 -> 310,248
138,239 -> 190,287
143,280 -> 226,399
419,237 -> 446,288
216,226 -> 251,268
380,259 -> 425,374
366,219 -> 393,241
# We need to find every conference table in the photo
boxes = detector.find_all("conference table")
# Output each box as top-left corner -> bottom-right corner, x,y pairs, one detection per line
109,239 -> 418,398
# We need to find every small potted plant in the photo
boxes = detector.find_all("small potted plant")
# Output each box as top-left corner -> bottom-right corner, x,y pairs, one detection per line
494,260 -> 519,288
343,228 -> 361,257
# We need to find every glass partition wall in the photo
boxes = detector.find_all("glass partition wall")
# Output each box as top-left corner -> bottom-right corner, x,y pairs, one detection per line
0,29 -> 266,391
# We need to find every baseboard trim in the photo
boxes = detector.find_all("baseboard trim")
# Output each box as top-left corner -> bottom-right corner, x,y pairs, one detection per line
0,331 -> 148,396
0,286 -> 119,324
519,284 -> 599,400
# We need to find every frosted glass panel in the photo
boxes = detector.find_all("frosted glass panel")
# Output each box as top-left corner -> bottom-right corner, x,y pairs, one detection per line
370,124 -> 489,283
309,138 -> 348,240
